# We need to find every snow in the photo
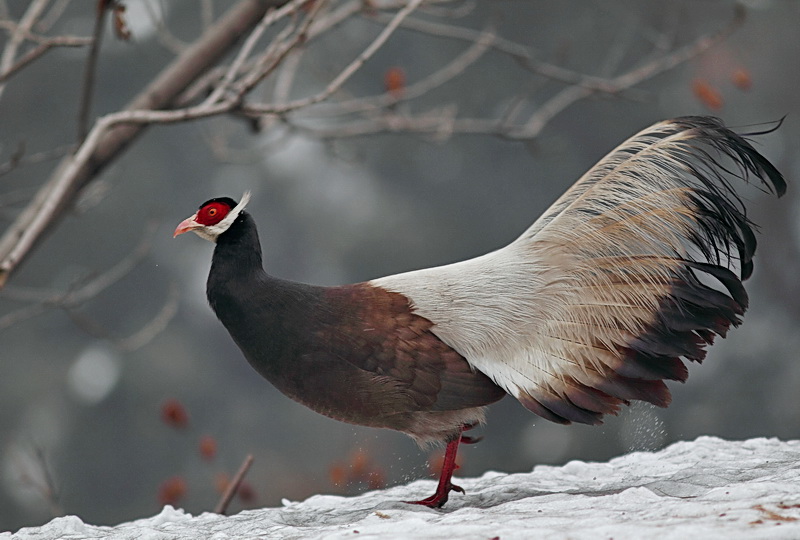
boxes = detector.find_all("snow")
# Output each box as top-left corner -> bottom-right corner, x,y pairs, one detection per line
5,437 -> 800,539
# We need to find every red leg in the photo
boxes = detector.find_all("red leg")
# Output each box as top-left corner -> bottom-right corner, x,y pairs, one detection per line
406,425 -> 473,508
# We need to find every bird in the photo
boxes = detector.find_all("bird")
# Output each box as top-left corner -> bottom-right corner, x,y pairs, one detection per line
174,116 -> 785,508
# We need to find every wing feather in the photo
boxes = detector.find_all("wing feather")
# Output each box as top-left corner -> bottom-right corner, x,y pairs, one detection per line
372,116 -> 784,425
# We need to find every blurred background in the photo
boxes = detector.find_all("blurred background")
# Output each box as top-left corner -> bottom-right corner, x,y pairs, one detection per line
0,0 -> 798,532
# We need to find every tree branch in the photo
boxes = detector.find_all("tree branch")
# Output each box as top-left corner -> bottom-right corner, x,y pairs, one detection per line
0,1 -> 746,291
243,0 -> 425,116
287,5 -> 743,140
214,454 -> 255,515
77,1 -> 109,143
0,0 -> 286,289
307,26 -> 495,118
0,220 -> 157,330
0,33 -> 91,84
0,0 -> 50,97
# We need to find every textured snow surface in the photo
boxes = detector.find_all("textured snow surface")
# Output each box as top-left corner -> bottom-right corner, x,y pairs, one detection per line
5,437 -> 800,539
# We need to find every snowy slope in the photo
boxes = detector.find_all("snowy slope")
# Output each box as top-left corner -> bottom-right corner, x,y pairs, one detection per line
5,437 -> 800,539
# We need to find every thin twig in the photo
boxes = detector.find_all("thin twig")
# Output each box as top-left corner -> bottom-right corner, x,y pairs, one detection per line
290,4 -> 745,141
310,26 -> 495,118
272,45 -> 304,104
77,2 -> 109,143
242,0 -> 424,117
35,0 -> 71,33
366,13 -> 604,87
513,4 -> 744,138
214,454 -> 255,515
143,0 -> 188,54
0,34 -> 92,84
231,0 -> 327,101
177,0 -> 356,110
0,0 -> 285,289
0,0 -> 50,100
66,280 -> 180,352
0,0 -> 746,293
14,445 -> 64,518
115,281 -> 179,351
33,446 -> 63,517
0,143 -> 74,177
175,0 -> 325,107
0,220 -> 157,330
201,0 -> 315,108
34,0 -> 322,130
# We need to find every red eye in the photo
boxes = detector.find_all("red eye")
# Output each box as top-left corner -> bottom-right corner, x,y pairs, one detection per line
197,202 -> 229,226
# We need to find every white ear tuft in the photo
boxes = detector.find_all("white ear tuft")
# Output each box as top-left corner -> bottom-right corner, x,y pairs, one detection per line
234,191 -> 251,214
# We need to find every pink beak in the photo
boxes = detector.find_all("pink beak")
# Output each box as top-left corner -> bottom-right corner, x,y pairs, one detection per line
173,214 -> 200,237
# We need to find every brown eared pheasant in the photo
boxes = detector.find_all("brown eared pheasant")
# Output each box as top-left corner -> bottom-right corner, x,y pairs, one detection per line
174,116 -> 785,508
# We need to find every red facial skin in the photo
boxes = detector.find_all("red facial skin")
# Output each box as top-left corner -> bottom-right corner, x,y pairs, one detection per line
173,201 -> 231,237
196,202 -> 230,226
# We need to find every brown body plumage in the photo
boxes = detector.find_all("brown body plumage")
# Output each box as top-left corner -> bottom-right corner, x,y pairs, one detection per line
175,116 -> 785,507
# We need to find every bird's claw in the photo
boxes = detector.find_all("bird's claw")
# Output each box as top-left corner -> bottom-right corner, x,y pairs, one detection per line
405,481 -> 465,508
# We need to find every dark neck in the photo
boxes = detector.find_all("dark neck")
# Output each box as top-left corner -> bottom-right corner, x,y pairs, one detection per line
209,211 -> 264,281
205,210 -> 318,383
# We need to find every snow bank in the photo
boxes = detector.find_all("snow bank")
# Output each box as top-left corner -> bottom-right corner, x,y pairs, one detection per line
5,437 -> 800,539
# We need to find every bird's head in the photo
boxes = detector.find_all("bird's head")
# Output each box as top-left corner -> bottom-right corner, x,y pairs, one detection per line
173,191 -> 251,243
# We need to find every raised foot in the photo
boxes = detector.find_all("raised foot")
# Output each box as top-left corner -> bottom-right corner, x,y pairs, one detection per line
460,434 -> 483,444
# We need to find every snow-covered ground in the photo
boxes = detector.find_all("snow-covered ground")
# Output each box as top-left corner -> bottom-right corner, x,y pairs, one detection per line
5,436 -> 800,539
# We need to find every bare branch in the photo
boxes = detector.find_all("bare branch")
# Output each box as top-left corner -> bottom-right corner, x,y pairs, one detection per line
610,6 -> 744,91
0,0 -> 747,294
309,26 -> 495,118
176,0 -> 339,107
510,4 -> 744,139
272,46 -> 304,104
215,454 -> 255,515
0,0 -> 288,289
206,0 -> 315,106
143,0 -> 189,54
0,33 -> 92,84
32,446 -> 62,517
77,3 -> 110,143
0,0 -> 51,96
365,13 -> 607,88
0,213 -> 177,349
35,0 -> 70,33
66,281 -> 179,352
115,282 -> 179,352
0,143 -> 73,177
244,0 -> 425,116
289,5 -> 744,141
0,298 -> 51,329
13,445 -> 63,518
0,220 -> 157,330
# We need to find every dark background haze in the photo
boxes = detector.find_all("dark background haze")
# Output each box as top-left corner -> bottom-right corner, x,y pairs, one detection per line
1,0 -> 798,531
